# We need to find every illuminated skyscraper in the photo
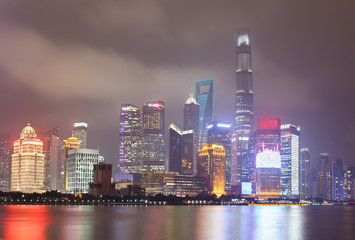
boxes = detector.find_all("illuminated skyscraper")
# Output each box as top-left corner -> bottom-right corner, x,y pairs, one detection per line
318,153 -> 331,200
197,144 -> 226,197
74,122 -> 88,148
196,80 -> 214,148
300,148 -> 312,199
330,159 -> 345,200
11,124 -> 45,193
280,124 -> 300,198
119,104 -> 142,174
345,166 -> 355,201
234,28 -> 253,135
0,134 -> 11,190
168,124 -> 194,175
184,91 -> 199,174
142,101 -> 165,171
207,122 -> 232,191
255,118 -> 281,199
234,29 -> 254,195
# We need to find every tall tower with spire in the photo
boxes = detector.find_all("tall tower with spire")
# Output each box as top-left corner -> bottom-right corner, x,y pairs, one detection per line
234,28 -> 254,135
184,90 -> 199,175
232,28 -> 255,191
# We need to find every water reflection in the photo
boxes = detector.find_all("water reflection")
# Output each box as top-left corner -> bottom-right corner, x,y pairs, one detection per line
0,205 -> 354,240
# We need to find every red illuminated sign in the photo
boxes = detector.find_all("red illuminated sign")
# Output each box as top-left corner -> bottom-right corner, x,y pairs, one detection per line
258,118 -> 280,130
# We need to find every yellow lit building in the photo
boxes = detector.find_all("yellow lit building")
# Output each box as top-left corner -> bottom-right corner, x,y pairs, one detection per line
11,124 -> 45,192
197,144 -> 226,197
63,134 -> 82,190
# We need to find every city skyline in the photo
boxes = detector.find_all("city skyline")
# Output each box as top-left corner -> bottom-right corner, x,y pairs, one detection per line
1,1 -> 355,169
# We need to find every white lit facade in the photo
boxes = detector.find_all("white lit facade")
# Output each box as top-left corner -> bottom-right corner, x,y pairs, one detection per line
280,124 -> 300,198
66,148 -> 99,194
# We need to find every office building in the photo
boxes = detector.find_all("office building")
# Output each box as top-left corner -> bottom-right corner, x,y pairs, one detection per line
169,124 -> 183,173
196,80 -> 214,148
207,122 -> 232,191
43,127 -> 65,192
318,153 -> 331,200
197,144 -> 226,197
255,118 -> 281,199
345,166 -> 355,201
300,148 -> 312,199
184,91 -> 199,174
66,148 -> 99,194
63,134 -> 82,190
330,159 -> 345,200
11,124 -> 45,192
234,29 -> 255,196
142,101 -> 165,171
280,124 -> 300,198
74,122 -> 88,148
89,162 -> 116,196
141,171 -> 205,197
119,104 -> 143,174
0,134 -> 11,191
168,124 -> 194,175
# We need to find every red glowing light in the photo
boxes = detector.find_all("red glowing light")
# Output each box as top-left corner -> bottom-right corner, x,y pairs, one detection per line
258,118 -> 280,130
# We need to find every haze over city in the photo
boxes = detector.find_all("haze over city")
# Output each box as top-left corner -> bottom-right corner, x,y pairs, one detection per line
1,0 -> 355,168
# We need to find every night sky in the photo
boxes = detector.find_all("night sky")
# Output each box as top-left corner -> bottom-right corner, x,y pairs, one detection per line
1,1 -> 355,168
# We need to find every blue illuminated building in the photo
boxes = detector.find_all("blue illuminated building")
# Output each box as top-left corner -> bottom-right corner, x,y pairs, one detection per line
196,79 -> 214,148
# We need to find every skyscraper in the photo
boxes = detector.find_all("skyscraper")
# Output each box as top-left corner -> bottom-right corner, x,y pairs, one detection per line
300,148 -> 312,199
345,166 -> 355,201
318,153 -> 331,200
330,159 -> 345,200
11,124 -> 45,193
280,124 -> 300,198
169,124 -> 182,174
168,124 -> 194,175
255,118 -> 281,199
142,101 -> 165,171
0,134 -> 11,191
42,127 -> 65,191
233,29 -> 254,196
197,144 -> 226,197
184,91 -> 199,174
234,28 -> 254,135
74,122 -> 88,148
119,104 -> 143,174
196,80 -> 214,148
207,122 -> 232,191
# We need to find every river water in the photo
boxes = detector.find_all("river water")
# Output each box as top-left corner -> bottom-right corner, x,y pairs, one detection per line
0,205 -> 354,240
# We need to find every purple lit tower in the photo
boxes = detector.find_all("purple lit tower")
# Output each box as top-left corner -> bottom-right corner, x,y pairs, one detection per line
119,104 -> 143,174
255,118 -> 281,199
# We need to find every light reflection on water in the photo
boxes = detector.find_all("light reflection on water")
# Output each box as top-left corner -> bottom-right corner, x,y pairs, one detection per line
0,205 -> 354,240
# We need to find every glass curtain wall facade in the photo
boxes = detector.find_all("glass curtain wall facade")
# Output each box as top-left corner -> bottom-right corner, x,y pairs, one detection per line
196,80 -> 214,149
119,104 -> 142,174
184,92 -> 199,175
300,148 -> 312,199
234,29 -> 255,193
142,101 -> 165,172
74,122 -> 88,148
280,124 -> 300,198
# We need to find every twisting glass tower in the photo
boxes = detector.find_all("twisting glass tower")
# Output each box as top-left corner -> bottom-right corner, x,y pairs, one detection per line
233,28 -> 254,190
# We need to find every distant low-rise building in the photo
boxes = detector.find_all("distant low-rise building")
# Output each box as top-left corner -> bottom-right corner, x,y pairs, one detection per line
141,171 -> 205,197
